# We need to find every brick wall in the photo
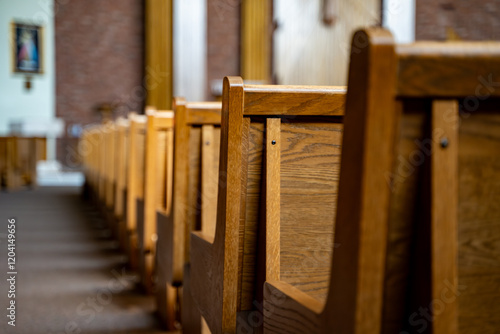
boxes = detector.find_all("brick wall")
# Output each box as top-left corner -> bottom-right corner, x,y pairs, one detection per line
55,0 -> 144,166
416,0 -> 500,40
206,0 -> 241,99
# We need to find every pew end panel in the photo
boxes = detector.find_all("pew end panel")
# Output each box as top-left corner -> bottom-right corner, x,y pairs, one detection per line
113,118 -> 131,252
263,28 -> 500,334
190,77 -> 346,333
155,98 -> 222,330
139,110 -> 174,293
126,114 -> 147,271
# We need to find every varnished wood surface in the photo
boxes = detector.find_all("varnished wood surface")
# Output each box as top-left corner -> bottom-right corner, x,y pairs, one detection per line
155,98 -> 221,331
0,136 -> 46,190
244,85 -> 345,116
190,76 -> 347,333
431,100 -> 459,334
397,43 -> 500,97
278,121 -> 342,303
126,114 -> 146,271
79,28 -> 500,334
262,27 -> 500,334
140,110 -> 174,294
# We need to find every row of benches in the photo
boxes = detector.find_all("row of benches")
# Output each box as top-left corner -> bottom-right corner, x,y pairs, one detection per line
81,28 -> 500,333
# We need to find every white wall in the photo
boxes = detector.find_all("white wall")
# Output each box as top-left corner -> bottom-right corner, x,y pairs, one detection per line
382,0 -> 416,43
274,0 -> 380,86
0,0 -> 56,143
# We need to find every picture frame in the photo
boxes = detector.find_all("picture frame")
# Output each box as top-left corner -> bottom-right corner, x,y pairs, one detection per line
11,22 -> 44,74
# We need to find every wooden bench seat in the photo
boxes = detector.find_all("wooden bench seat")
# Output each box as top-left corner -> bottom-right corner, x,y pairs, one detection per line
263,27 -> 500,334
155,98 -> 222,331
189,77 -> 346,333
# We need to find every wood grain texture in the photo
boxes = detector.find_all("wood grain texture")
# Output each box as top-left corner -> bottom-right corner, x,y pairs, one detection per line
190,77 -> 245,334
397,44 -> 500,97
279,121 -> 342,303
324,28 -> 398,334
190,76 -> 347,333
140,111 -> 174,293
201,125 -> 219,239
431,100 -> 459,334
381,105 -> 428,334
325,28 -> 500,334
154,98 -> 221,331
244,85 -> 345,116
265,118 -> 281,283
457,110 -> 500,333
262,28 -> 398,334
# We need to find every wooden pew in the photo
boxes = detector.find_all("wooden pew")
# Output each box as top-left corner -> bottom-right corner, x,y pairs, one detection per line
155,98 -> 221,331
83,126 -> 101,199
189,77 -> 346,333
0,136 -> 46,190
138,110 -> 174,292
114,117 -> 131,251
263,27 -> 500,333
93,121 -> 118,232
97,124 -> 107,203
104,122 -> 116,211
82,118 -> 129,246
127,114 -> 147,271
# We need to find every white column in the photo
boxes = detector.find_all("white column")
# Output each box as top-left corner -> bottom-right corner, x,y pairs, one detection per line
173,0 -> 207,102
382,0 -> 416,43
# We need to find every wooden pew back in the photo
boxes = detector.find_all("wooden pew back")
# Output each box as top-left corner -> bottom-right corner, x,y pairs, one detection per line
190,77 -> 346,333
155,98 -> 222,330
126,114 -> 147,269
114,118 -> 130,250
104,122 -> 116,209
139,110 -> 174,291
265,28 -> 500,334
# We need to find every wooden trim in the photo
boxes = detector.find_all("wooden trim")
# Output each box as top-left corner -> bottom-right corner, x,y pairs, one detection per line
218,76 -> 245,333
265,118 -> 281,282
144,113 -> 158,251
127,117 -> 143,232
201,125 -> 217,238
187,108 -> 222,125
324,28 -> 398,333
243,84 -> 346,116
171,97 -> 190,284
165,128 -> 174,216
397,47 -> 500,97
431,100 -> 459,333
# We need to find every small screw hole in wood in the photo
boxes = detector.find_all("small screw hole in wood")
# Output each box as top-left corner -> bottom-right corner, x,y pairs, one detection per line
440,137 -> 449,148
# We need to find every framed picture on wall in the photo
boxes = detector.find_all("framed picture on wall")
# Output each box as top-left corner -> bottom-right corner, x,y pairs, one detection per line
11,22 -> 44,74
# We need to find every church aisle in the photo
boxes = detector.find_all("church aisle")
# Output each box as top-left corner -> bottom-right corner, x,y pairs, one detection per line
0,187 -> 172,334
